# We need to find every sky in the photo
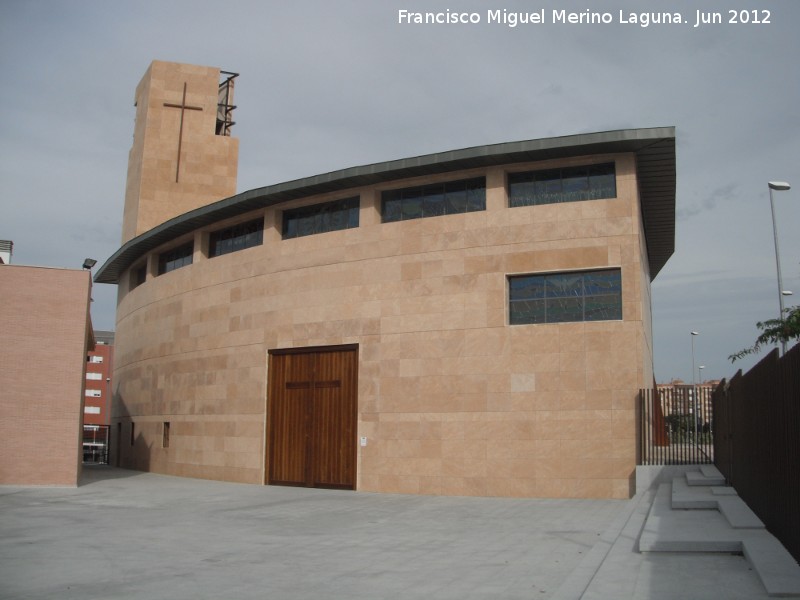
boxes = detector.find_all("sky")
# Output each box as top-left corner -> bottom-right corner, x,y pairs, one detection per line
1,0 -> 798,384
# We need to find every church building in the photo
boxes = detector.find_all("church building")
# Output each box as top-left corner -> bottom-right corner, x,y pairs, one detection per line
95,60 -> 676,498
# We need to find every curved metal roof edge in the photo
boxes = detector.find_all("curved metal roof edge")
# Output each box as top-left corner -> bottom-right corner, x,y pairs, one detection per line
95,127 -> 676,284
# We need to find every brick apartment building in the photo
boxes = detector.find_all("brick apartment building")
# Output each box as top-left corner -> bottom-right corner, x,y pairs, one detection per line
656,379 -> 721,430
83,331 -> 114,463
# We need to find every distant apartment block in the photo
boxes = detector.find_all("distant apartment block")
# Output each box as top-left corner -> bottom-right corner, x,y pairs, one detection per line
84,331 -> 114,463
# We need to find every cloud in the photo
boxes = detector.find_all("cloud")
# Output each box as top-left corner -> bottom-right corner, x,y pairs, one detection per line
677,183 -> 739,220
1,0 -> 799,380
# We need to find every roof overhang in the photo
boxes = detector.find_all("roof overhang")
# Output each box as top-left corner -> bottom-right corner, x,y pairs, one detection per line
95,127 -> 676,284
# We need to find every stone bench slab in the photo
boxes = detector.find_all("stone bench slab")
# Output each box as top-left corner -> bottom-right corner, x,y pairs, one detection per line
640,481 -> 800,597
686,464 -> 726,486
672,476 -> 765,528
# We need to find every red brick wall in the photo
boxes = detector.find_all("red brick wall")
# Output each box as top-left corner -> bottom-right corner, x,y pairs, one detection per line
84,344 -> 113,426
0,265 -> 93,485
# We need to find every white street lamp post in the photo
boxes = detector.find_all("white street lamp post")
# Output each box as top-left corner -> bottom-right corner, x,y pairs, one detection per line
691,331 -> 699,439
698,365 -> 705,425
768,181 -> 791,355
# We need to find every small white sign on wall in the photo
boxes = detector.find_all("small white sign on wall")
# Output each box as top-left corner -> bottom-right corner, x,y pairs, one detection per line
360,436 -> 367,447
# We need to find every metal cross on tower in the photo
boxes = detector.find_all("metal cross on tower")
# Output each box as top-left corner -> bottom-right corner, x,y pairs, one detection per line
163,82 -> 203,183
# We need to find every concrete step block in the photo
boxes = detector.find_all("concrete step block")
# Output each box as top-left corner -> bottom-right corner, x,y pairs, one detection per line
686,467 -> 725,487
640,484 -> 740,553
640,536 -> 743,553
639,478 -> 800,597
671,476 -> 717,509
742,534 -> 800,597
672,476 -> 763,529
718,496 -> 765,529
700,464 -> 726,482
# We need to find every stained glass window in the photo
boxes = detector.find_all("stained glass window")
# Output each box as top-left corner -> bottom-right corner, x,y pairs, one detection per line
509,269 -> 622,325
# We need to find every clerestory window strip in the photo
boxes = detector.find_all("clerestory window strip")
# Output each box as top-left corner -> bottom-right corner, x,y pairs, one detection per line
508,163 -> 616,207
382,177 -> 486,223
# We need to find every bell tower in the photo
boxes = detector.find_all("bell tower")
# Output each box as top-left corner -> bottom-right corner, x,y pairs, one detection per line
121,61 -> 239,243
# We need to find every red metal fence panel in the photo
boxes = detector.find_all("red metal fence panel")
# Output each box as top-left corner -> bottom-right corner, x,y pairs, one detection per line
639,386 -> 714,465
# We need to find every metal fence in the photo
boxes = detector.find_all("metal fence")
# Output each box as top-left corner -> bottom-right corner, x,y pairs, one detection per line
639,386 -> 714,465
713,344 -> 800,564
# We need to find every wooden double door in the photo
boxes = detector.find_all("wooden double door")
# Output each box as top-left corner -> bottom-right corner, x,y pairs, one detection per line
267,346 -> 357,490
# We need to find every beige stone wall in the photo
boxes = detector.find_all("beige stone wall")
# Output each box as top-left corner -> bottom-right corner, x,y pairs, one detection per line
112,152 -> 653,498
121,61 -> 238,244
0,266 -> 92,486
637,191 -> 656,388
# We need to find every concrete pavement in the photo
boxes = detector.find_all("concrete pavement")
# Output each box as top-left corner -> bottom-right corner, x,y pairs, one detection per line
0,465 -> 782,599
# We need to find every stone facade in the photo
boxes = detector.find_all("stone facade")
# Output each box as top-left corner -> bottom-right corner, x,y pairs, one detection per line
110,163 -> 663,498
99,62 -> 674,499
121,61 -> 238,243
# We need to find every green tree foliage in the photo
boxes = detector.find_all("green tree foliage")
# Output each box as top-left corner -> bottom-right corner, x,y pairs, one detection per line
729,305 -> 800,362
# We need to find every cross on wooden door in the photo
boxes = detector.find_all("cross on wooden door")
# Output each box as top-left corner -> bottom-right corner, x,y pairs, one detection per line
163,82 -> 203,183
268,348 -> 357,490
